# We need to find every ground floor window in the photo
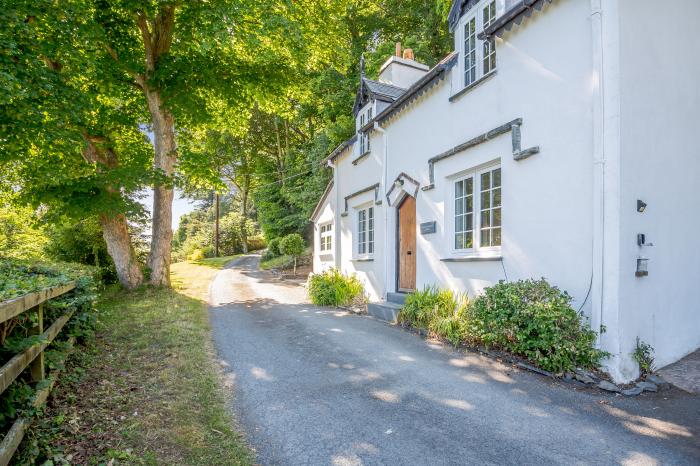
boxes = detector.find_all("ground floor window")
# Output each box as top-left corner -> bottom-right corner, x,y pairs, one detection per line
319,223 -> 332,252
454,165 -> 501,251
357,206 -> 374,255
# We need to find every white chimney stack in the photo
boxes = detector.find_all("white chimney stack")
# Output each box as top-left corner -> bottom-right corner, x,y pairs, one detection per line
378,42 -> 429,89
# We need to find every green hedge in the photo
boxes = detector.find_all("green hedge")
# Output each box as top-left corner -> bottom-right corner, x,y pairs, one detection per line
265,238 -> 282,259
0,258 -> 100,435
0,258 -> 99,302
308,269 -> 366,307
400,279 -> 608,373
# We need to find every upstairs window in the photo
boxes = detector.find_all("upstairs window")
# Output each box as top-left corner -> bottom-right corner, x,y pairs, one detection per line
357,206 -> 374,256
482,1 -> 497,75
461,0 -> 500,88
358,105 -> 373,155
463,17 -> 477,86
319,223 -> 333,252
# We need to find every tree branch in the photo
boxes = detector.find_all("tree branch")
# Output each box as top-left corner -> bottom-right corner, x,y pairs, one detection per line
153,6 -> 176,58
135,12 -> 154,71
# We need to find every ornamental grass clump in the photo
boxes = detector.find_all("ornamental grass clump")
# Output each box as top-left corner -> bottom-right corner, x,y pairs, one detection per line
399,286 -> 469,345
467,279 -> 607,373
308,268 -> 366,307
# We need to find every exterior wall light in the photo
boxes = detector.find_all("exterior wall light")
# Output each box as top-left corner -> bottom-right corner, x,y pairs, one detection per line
637,199 -> 647,213
635,257 -> 649,277
394,179 -> 404,189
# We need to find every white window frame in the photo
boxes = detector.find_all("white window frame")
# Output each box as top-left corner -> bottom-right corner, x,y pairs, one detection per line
355,205 -> 375,258
319,223 -> 333,252
357,104 -> 373,156
449,163 -> 502,256
459,0 -> 503,89
477,165 -> 502,249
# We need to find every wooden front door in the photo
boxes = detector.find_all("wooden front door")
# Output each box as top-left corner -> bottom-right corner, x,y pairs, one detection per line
398,196 -> 416,291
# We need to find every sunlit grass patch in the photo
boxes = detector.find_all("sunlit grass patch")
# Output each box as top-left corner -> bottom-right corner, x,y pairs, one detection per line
189,255 -> 241,270
18,262 -> 252,465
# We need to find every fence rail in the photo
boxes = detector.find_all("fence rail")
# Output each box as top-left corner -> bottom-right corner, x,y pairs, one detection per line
0,282 -> 77,466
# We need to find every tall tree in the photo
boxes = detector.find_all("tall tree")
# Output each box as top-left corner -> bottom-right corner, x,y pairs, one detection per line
92,0 -> 296,285
2,0 -> 303,287
1,0 -> 152,288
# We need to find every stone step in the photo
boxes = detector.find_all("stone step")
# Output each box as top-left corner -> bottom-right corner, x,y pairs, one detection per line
386,292 -> 409,305
367,301 -> 403,323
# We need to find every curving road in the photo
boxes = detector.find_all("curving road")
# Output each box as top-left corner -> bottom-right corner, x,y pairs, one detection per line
209,255 -> 699,465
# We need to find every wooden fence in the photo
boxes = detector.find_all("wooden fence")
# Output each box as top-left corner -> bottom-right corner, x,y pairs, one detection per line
0,282 -> 77,465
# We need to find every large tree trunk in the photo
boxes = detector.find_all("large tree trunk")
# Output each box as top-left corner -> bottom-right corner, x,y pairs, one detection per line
81,134 -> 144,290
100,214 -> 143,289
144,86 -> 176,287
135,7 -> 177,287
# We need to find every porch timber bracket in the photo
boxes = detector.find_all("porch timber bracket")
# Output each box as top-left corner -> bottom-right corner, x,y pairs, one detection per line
341,183 -> 381,217
422,118 -> 539,191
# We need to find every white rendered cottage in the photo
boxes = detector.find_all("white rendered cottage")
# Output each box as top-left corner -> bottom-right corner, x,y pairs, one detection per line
311,0 -> 700,383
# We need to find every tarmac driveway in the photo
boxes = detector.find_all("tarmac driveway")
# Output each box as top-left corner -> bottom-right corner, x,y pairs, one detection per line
209,255 -> 699,465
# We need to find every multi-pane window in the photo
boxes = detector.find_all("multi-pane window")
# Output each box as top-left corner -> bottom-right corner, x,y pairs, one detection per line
358,106 -> 373,155
463,17 -> 477,87
482,1 -> 497,75
479,167 -> 501,247
454,177 -> 474,249
319,223 -> 332,252
454,166 -> 501,251
357,206 -> 374,255
462,0 -> 498,89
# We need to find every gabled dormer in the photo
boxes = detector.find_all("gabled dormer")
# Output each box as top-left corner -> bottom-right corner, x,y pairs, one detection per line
352,46 -> 429,158
448,0 -> 506,95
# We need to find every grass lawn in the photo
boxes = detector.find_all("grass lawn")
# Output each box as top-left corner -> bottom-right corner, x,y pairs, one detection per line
17,258 -> 251,465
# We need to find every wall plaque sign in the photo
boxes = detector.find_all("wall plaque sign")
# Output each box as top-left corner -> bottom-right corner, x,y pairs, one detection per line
420,221 -> 436,235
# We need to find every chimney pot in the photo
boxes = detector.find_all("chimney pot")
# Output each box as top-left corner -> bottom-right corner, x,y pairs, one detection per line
395,42 -> 401,57
402,48 -> 414,61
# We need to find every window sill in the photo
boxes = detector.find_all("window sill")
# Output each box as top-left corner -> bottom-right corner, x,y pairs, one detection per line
352,257 -> 374,262
318,253 -> 333,261
440,255 -> 502,263
449,70 -> 497,103
352,151 -> 371,165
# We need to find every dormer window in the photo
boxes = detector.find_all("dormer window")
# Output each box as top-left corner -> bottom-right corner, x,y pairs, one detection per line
461,0 -> 501,88
358,105 -> 373,155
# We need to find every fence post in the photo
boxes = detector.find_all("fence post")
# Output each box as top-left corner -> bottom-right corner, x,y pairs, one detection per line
29,304 -> 44,382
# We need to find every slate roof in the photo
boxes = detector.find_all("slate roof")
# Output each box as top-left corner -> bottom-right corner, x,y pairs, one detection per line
322,134 -> 357,164
363,79 -> 406,101
353,78 -> 407,115
481,0 -> 554,39
448,0 -> 482,31
371,52 -> 458,127
450,0 -> 553,36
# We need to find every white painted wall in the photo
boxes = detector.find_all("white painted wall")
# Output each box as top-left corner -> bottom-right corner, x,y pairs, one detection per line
331,131 -> 386,302
313,0 -> 699,382
382,0 -> 595,313
378,56 -> 430,89
312,184 -> 336,274
613,0 -> 700,376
